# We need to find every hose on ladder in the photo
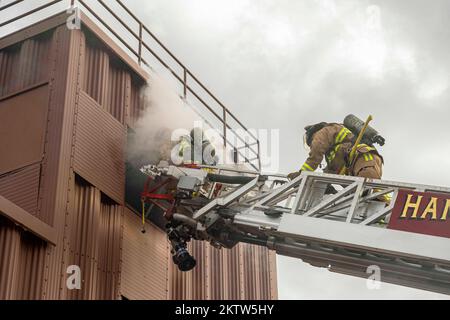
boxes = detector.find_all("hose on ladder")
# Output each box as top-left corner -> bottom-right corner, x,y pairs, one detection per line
141,198 -> 146,234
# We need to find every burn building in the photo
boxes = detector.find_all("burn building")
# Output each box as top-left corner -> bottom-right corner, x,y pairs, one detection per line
0,3 -> 277,299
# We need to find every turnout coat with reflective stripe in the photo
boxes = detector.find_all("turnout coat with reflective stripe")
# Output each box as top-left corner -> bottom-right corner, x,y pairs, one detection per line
301,123 -> 355,173
301,123 -> 383,175
351,144 -> 383,176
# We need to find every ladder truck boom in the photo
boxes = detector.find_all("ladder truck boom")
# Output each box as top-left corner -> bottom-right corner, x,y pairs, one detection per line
141,164 -> 450,295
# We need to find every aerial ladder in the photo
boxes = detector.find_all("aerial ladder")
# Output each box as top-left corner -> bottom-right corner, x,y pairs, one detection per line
141,163 -> 450,296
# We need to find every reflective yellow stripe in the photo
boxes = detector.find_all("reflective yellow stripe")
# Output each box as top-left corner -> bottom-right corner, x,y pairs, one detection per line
301,163 -> 314,171
339,130 -> 350,143
357,144 -> 376,162
335,128 -> 346,144
335,129 -> 344,144
357,144 -> 376,152
335,128 -> 351,144
327,144 -> 341,163
334,144 -> 341,153
362,153 -> 374,161
329,128 -> 351,164
383,194 -> 392,201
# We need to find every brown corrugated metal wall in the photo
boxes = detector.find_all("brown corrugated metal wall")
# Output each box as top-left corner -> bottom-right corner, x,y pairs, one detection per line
0,28 -> 55,300
0,85 -> 49,177
0,164 -> 41,217
168,242 -> 277,300
0,31 -> 52,97
129,76 -> 146,127
82,41 -> 109,108
0,13 -> 277,300
121,208 -> 168,300
73,90 -> 126,204
40,25 -> 84,298
65,176 -> 123,299
108,61 -> 130,124
0,215 -> 47,300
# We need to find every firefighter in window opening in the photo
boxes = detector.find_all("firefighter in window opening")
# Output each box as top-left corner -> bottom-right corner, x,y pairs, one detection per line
287,121 -> 384,184
178,127 -> 219,166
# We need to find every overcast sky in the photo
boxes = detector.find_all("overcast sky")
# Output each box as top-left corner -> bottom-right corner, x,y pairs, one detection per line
2,0 -> 449,299
124,0 -> 450,299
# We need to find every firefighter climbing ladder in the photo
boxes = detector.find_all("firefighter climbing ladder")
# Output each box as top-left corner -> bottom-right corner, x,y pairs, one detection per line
163,166 -> 450,295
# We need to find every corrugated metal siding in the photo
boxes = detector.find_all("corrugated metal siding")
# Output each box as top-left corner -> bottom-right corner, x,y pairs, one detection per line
0,163 -> 41,216
168,241 -> 277,300
209,244 -> 225,299
16,32 -> 53,89
269,250 -> 278,299
0,216 -> 20,299
66,178 -> 101,300
0,84 -> 49,176
120,208 -> 168,300
15,231 -> 47,300
66,176 -> 123,300
191,241 -> 206,299
227,243 -> 241,299
0,215 -> 47,300
74,91 -> 125,204
0,31 -> 52,97
97,199 -> 123,299
0,45 -> 20,97
82,37 -> 137,125
82,42 -> 109,107
242,243 -> 259,299
37,25 -> 129,300
108,62 -> 130,124
41,25 -> 84,297
129,77 -> 146,127
0,27 -> 61,301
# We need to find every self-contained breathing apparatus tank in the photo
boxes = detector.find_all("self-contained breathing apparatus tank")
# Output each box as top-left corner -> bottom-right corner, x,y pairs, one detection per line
344,114 -> 385,146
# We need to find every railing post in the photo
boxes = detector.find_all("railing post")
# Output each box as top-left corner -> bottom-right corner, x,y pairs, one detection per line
223,108 -> 227,147
183,68 -> 187,99
233,147 -> 238,164
257,140 -> 261,171
138,22 -> 143,65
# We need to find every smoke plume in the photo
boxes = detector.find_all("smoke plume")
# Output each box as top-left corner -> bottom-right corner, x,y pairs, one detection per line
127,71 -> 201,168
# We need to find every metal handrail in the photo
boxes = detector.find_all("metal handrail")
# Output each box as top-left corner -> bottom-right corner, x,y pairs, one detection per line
113,0 -> 261,164
0,0 -> 63,27
0,0 -> 24,11
0,0 -> 262,170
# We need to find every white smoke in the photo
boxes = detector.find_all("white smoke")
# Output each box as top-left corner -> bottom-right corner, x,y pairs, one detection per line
127,70 -> 235,168
127,71 -> 200,167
